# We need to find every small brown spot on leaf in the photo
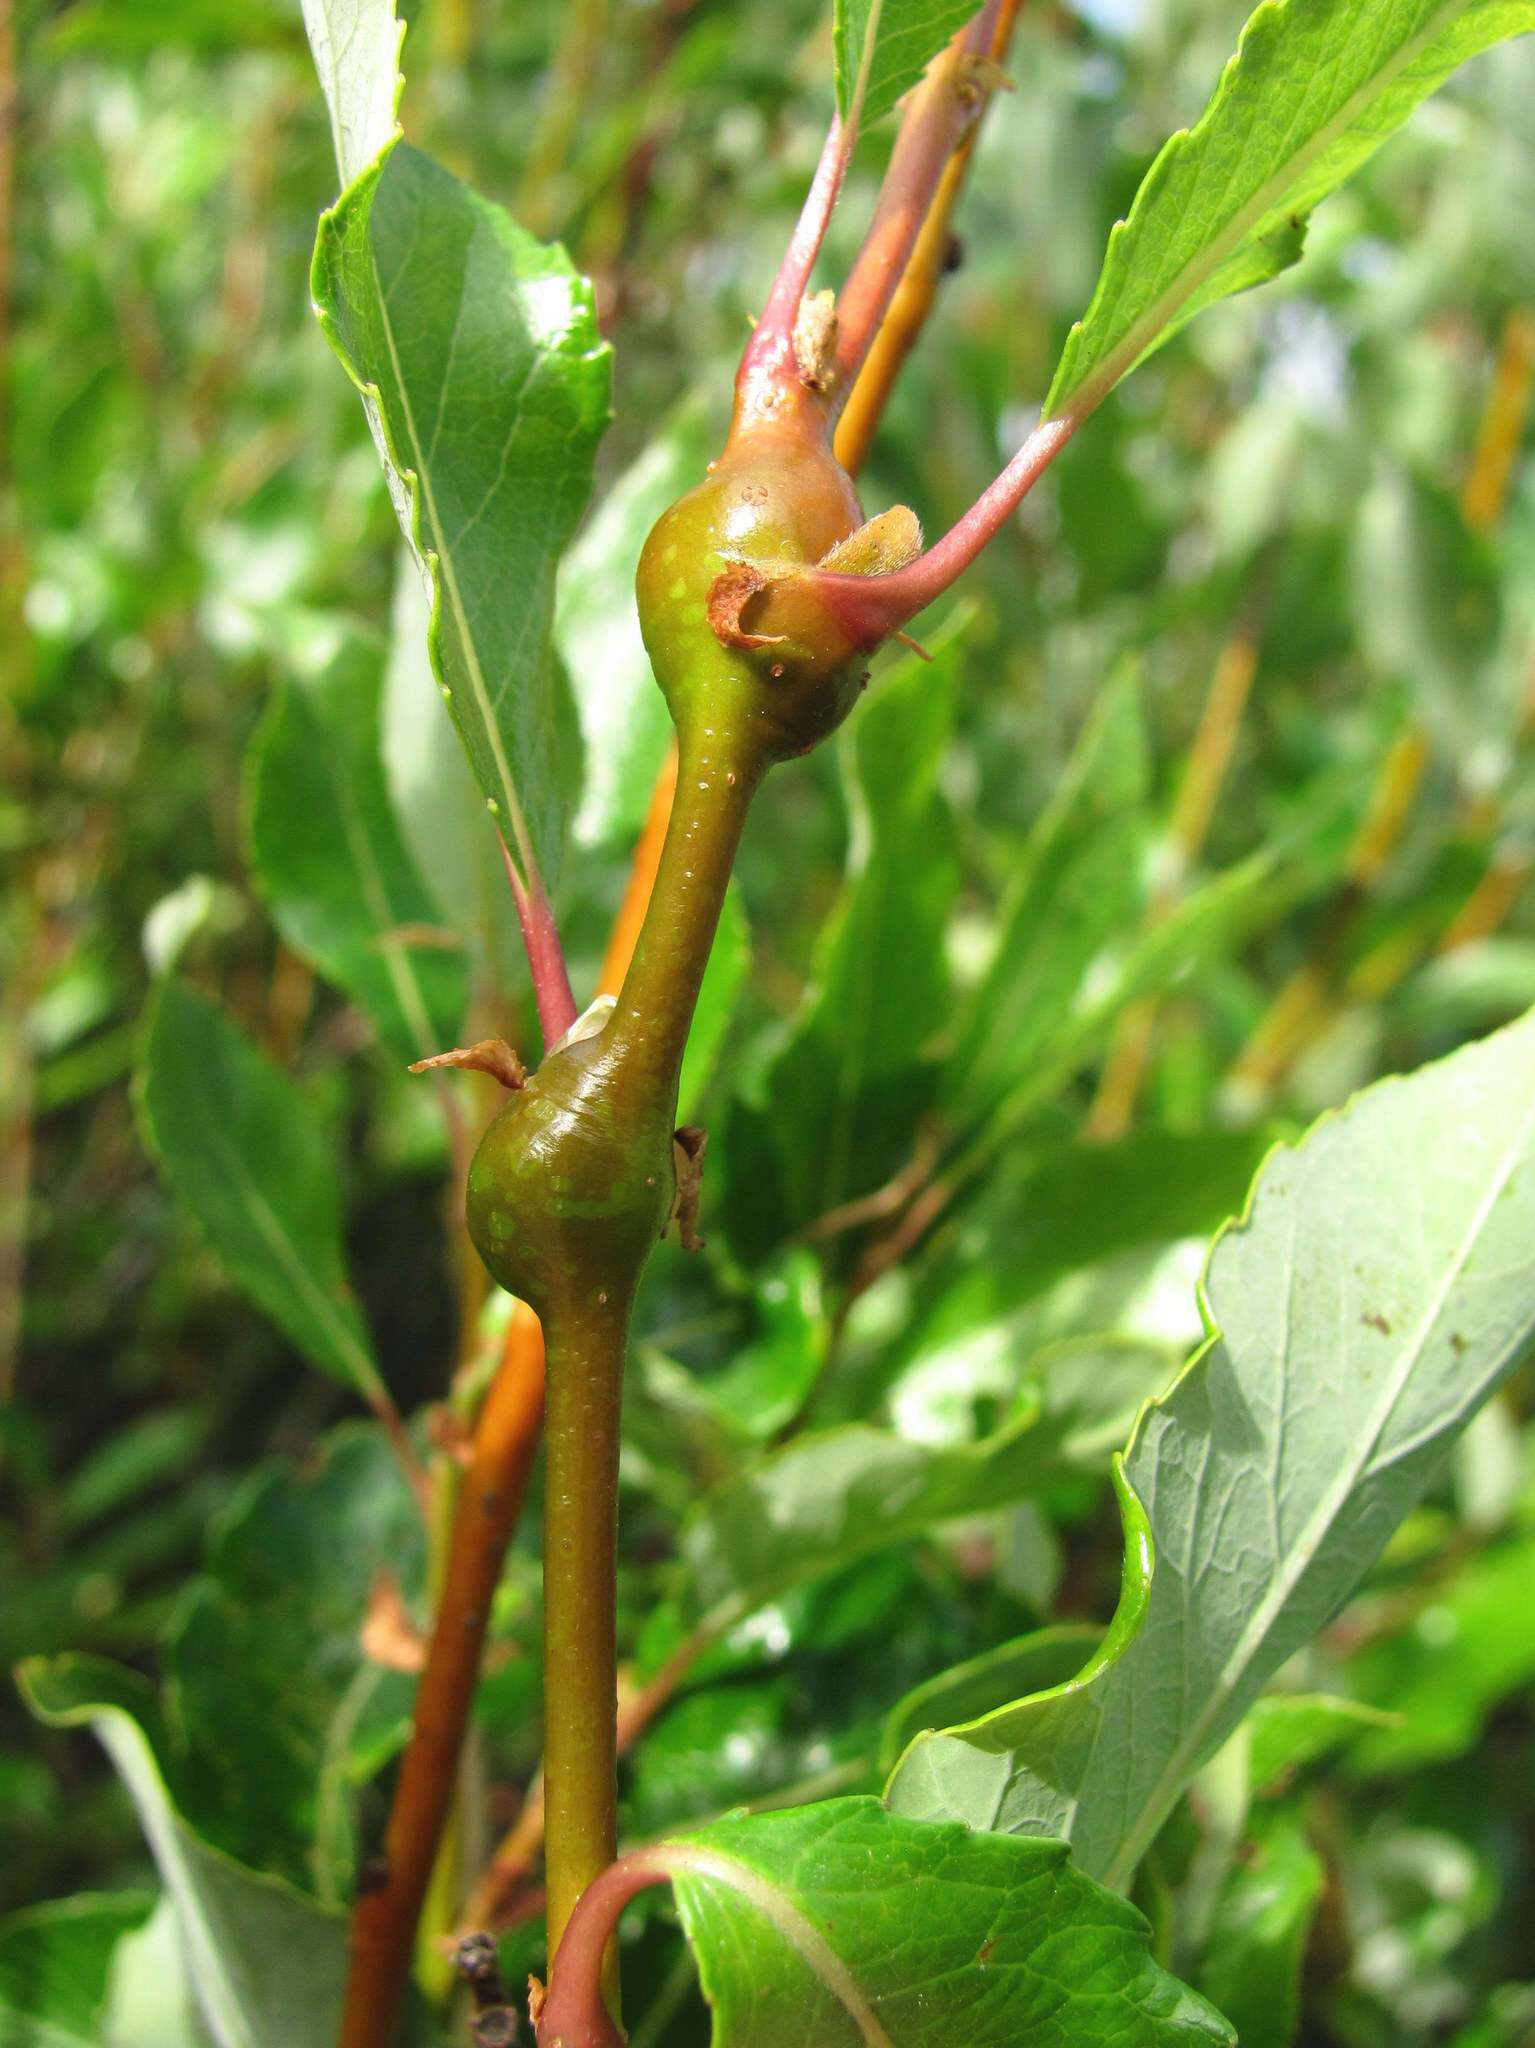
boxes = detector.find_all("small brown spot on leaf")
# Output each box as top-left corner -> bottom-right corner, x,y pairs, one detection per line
1361,1310 -> 1391,1336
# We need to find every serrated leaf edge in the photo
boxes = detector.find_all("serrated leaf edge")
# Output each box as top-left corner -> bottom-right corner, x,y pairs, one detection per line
1045,0 -> 1469,420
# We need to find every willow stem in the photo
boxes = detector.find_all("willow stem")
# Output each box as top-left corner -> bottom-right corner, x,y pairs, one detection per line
541,1294 -> 629,1973
603,730 -> 764,1093
829,0 -> 1005,406
834,0 -> 1025,474
503,839 -> 578,1047
540,722 -> 764,1974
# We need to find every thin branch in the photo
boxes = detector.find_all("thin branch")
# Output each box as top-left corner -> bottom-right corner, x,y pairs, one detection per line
1462,307 -> 1535,535
460,1620 -> 719,1935
339,1303 -> 547,2048
808,410 -> 1081,645
834,0 -> 1024,475
518,0 -> 612,236
501,836 -> 578,1047
829,0 -> 1006,408
734,110 -> 852,430
538,1852 -> 672,2048
597,741 -> 677,997
1086,614 -> 1261,1140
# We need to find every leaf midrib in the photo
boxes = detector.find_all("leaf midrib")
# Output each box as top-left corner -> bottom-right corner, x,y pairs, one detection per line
364,223 -> 541,887
95,1715 -> 257,2048
1054,0 -> 1466,419
186,1092 -> 382,1405
666,1841 -> 896,2048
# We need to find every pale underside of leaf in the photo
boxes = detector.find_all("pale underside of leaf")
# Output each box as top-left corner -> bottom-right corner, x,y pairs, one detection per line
301,0 -> 403,188
888,1005 -> 1535,1887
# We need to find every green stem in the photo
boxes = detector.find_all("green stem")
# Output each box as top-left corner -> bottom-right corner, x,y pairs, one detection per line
604,726 -> 765,1099
540,720 -> 765,1969
541,1290 -> 631,1966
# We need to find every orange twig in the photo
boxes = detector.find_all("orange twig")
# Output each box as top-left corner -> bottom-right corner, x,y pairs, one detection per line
1086,624 -> 1259,1140
339,1302 -> 546,2048
1462,309 -> 1535,536
597,741 -> 678,998
834,0 -> 1024,478
1221,729 -> 1431,1110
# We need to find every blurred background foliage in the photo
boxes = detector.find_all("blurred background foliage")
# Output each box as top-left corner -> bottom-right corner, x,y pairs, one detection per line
4,0 -> 1535,2043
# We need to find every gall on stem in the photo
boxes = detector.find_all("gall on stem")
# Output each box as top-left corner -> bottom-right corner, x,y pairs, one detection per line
465,2 -> 1076,2018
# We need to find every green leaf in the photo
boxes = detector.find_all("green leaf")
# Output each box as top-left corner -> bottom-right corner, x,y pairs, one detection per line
56,1407 -> 206,1532
758,631 -> 962,1233
1245,1692 -> 1399,1793
311,136 -> 610,888
1343,1525 -> 1535,1774
679,1388 -> 1063,1633
247,623 -> 468,1065
301,0 -> 402,187
659,1797 -> 1232,2047
833,0 -> 978,130
102,1898 -> 212,2048
163,1426 -> 424,1899
555,400 -> 712,854
944,669 -> 1149,1124
1046,0 -> 1535,419
380,554 -> 514,973
894,1125 -> 1280,1386
136,980 -> 385,1405
18,1658 -> 354,2048
0,1893 -> 156,2048
880,1624 -> 1103,1774
888,1005 -> 1535,1887
1191,1811 -> 1324,2048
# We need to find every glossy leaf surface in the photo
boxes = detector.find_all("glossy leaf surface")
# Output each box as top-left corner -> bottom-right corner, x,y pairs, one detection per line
663,1797 -> 1232,2048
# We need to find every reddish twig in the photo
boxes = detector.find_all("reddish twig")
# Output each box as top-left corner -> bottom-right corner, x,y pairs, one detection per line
537,1851 -> 673,2048
829,1 -> 1006,407
734,109 -> 855,431
500,837 -> 578,1047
